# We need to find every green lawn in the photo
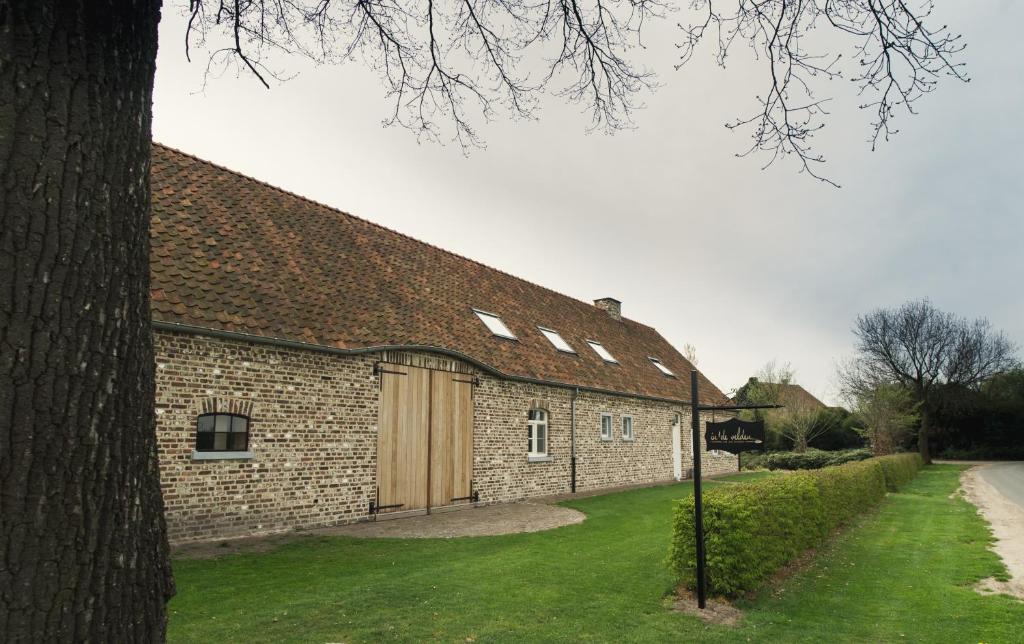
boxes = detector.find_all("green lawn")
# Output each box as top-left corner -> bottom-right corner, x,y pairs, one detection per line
168,465 -> 1023,642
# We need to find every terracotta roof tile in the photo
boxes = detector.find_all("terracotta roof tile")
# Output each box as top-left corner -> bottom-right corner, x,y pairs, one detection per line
149,143 -> 727,404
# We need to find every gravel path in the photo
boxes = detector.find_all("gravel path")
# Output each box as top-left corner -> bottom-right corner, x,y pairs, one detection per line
960,464 -> 1024,600
322,502 -> 585,539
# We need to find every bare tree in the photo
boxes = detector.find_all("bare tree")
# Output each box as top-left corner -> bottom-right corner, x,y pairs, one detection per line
840,299 -> 1018,463
183,0 -> 968,178
738,359 -> 795,409
682,343 -> 699,366
1,1 -> 970,640
678,0 -> 968,185
851,382 -> 919,455
774,389 -> 831,452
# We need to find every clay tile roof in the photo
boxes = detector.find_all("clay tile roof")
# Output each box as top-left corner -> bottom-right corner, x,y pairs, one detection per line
778,384 -> 828,410
149,143 -> 728,405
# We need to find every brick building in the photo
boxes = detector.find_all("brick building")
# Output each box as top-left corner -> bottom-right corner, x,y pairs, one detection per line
150,144 -> 737,544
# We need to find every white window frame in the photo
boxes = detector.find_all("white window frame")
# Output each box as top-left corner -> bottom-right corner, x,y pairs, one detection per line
622,415 -> 635,441
528,409 -> 548,458
600,413 -> 613,441
473,308 -> 517,340
538,327 -> 576,354
587,340 -> 618,364
649,357 -> 676,377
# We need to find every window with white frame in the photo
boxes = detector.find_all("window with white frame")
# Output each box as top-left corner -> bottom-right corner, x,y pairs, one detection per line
600,413 -> 613,441
622,415 -> 634,441
648,357 -> 676,377
528,409 -> 548,457
586,340 -> 618,363
538,327 -> 576,353
473,309 -> 517,340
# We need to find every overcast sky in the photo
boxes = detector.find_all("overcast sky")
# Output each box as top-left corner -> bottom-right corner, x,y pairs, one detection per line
152,2 -> 1023,406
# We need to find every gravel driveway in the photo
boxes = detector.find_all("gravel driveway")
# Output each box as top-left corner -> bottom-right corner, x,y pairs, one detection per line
960,463 -> 1024,599
979,462 -> 1024,510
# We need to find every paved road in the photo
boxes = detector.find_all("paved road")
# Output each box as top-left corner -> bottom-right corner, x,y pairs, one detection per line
979,461 -> 1024,510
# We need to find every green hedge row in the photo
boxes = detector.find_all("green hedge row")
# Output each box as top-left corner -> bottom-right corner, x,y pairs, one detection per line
667,453 -> 923,597
741,448 -> 873,471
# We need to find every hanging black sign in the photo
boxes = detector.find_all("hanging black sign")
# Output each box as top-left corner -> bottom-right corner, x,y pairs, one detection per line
704,418 -> 766,454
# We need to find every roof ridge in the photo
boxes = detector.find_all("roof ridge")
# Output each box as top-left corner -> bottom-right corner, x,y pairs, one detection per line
152,141 -> 646,326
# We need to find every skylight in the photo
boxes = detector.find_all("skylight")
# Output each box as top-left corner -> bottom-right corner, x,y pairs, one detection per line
586,340 -> 617,363
539,327 -> 575,353
649,357 -> 676,377
473,309 -> 517,340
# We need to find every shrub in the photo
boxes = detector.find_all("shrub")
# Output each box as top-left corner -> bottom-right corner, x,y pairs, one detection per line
761,447 -> 873,471
875,452 -> 924,491
667,454 -> 921,597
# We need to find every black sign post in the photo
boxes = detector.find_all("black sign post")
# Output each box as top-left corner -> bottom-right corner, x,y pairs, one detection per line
689,371 -> 707,609
689,370 -> 779,610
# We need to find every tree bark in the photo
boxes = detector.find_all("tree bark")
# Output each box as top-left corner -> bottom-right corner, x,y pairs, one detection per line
918,405 -> 932,465
1,1 -> 173,641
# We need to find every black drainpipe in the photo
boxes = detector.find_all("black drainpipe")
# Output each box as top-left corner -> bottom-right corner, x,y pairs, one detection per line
570,387 -> 579,493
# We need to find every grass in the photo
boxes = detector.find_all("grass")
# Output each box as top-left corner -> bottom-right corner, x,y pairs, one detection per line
168,465 -> 1023,643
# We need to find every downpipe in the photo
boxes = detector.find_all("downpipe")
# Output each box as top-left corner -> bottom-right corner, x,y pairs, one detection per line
570,387 -> 579,493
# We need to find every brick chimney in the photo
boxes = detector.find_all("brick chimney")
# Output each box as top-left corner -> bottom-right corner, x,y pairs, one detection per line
593,297 -> 622,321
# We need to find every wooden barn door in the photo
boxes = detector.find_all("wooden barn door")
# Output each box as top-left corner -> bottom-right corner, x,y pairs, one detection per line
376,364 -> 474,517
429,372 -> 475,510
376,364 -> 430,515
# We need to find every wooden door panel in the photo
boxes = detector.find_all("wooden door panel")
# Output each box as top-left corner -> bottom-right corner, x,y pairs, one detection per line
379,365 -> 473,515
430,372 -> 474,508
451,377 -> 474,502
429,373 -> 453,507
376,364 -> 430,513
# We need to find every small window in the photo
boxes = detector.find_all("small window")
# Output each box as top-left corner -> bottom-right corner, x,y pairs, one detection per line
528,409 -> 548,457
196,413 -> 250,452
600,413 -> 613,441
538,327 -> 575,353
587,340 -> 618,364
649,357 -> 676,377
622,415 -> 634,441
474,309 -> 517,340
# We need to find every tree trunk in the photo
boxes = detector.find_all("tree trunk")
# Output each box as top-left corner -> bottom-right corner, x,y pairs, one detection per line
918,405 -> 932,465
1,1 -> 173,641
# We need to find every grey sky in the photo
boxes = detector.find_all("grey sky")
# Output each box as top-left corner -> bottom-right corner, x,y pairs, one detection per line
152,2 -> 1023,406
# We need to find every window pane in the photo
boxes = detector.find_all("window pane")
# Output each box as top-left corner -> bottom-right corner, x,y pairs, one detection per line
587,341 -> 617,363
229,432 -> 248,451
537,425 -> 546,443
528,409 -> 540,421
196,432 -> 214,450
474,310 -> 517,339
214,432 -> 228,450
650,358 -> 675,377
197,415 -> 215,432
539,328 -> 575,353
537,436 -> 546,454
215,415 -> 231,432
231,416 -> 248,433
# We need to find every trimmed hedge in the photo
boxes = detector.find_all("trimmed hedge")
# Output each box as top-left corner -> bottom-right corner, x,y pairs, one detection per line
667,453 -> 923,597
742,448 -> 873,471
876,453 -> 924,491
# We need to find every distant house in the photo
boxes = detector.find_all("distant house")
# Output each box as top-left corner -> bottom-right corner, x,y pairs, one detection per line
733,378 -> 828,411
150,144 -> 737,544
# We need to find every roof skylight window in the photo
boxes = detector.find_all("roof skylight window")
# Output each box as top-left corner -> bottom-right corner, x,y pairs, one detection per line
473,309 -> 517,340
586,340 -> 618,364
649,357 -> 676,377
539,327 -> 576,353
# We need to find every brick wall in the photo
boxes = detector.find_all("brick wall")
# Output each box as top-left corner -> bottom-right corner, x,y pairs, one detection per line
155,330 -> 379,543
154,329 -> 737,543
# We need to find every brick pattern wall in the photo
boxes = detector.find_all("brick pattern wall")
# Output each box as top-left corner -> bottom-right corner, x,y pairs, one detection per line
155,330 -> 379,543
154,330 -> 737,543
